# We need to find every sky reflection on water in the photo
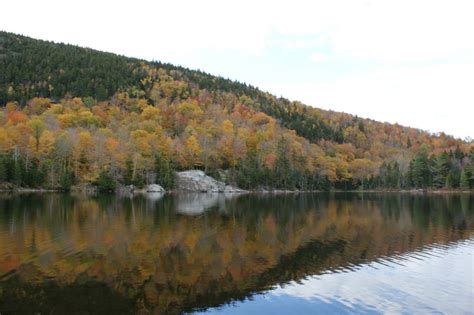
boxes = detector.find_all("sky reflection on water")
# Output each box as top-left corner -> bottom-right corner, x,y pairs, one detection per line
203,239 -> 473,314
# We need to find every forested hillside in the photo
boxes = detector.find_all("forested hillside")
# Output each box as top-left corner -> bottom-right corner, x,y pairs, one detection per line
0,31 -> 473,190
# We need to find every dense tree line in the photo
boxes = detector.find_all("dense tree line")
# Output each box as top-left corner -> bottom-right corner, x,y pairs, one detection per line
0,94 -> 471,191
0,32 -> 142,103
363,146 -> 474,190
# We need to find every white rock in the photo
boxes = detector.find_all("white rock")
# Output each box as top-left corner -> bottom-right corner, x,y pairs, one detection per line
175,170 -> 245,193
146,184 -> 166,192
224,185 -> 246,193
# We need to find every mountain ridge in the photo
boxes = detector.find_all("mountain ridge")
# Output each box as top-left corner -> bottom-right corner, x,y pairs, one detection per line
1,31 -> 467,141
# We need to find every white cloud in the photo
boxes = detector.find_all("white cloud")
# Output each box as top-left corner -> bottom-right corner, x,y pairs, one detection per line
6,0 -> 471,63
309,53 -> 330,63
327,0 -> 474,63
1,0 -> 272,61
261,62 -> 474,138
270,242 -> 473,314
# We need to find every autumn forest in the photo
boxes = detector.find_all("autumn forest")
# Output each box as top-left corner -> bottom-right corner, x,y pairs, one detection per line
0,31 -> 473,191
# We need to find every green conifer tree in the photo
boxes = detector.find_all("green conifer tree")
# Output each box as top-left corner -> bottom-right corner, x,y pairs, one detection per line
431,153 -> 449,188
460,169 -> 469,189
445,171 -> 454,189
412,145 -> 431,188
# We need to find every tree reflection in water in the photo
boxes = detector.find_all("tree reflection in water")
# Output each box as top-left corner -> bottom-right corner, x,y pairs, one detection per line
0,192 -> 472,314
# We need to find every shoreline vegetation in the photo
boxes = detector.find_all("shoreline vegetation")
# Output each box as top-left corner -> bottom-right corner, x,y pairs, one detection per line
1,187 -> 472,194
1,166 -> 473,194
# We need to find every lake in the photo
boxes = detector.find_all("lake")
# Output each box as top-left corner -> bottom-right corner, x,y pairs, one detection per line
0,192 -> 472,314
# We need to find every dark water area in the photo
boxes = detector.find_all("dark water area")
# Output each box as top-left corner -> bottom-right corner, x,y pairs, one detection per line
0,192 -> 472,314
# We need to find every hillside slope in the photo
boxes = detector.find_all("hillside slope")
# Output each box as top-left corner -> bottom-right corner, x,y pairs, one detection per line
0,31 -> 472,190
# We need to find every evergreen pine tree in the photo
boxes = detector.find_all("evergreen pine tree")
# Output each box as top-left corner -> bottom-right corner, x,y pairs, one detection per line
412,145 -> 430,188
445,171 -> 454,189
275,137 -> 291,189
460,169 -> 469,189
123,159 -> 134,185
385,163 -> 392,187
96,170 -> 116,192
0,157 -> 6,182
468,150 -> 474,187
406,160 -> 414,188
392,161 -> 401,188
59,169 -> 75,190
431,153 -> 449,188
155,153 -> 174,189
13,159 -> 23,187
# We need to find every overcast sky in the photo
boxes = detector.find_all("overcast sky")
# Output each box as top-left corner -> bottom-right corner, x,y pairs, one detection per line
2,0 -> 473,139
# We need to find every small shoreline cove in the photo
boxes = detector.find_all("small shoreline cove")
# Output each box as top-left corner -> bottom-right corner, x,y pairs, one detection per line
0,192 -> 472,314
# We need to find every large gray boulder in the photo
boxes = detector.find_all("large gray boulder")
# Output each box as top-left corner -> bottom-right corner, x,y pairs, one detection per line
175,170 -> 245,193
176,170 -> 223,192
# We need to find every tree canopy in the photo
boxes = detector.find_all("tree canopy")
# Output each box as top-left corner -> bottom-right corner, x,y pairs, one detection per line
0,31 -> 472,190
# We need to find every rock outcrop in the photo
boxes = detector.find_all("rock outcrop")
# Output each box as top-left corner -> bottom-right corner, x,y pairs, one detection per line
117,185 -> 136,194
117,184 -> 165,194
175,170 -> 245,193
146,184 -> 165,192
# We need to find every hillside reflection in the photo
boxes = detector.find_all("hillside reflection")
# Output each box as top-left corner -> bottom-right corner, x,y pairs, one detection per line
0,193 -> 473,314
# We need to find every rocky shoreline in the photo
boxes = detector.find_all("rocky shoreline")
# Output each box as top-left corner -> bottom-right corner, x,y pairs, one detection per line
0,170 -> 248,194
1,170 -> 472,194
174,170 -> 246,193
1,188 -> 471,194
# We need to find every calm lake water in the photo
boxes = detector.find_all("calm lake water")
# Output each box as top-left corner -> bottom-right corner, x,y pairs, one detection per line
0,192 -> 472,314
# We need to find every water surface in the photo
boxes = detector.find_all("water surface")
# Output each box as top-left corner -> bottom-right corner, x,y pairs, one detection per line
0,193 -> 472,314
